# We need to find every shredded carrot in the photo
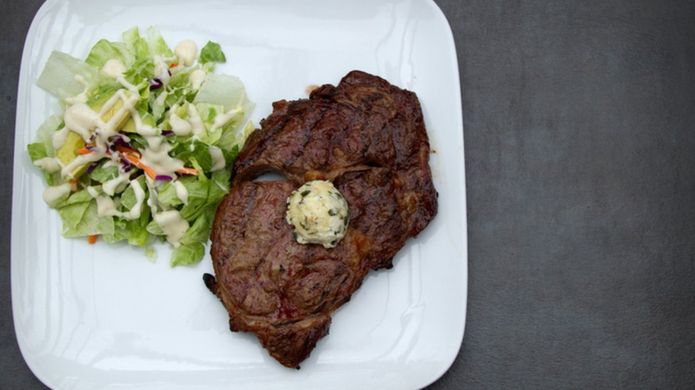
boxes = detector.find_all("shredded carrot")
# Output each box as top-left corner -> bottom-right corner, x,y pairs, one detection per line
76,147 -> 92,155
124,153 -> 156,179
169,63 -> 178,68
116,144 -> 140,157
87,235 -> 98,244
122,149 -> 197,179
68,179 -> 78,191
176,167 -> 198,176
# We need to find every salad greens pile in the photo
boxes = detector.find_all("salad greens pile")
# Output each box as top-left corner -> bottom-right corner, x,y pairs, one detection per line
27,27 -> 254,266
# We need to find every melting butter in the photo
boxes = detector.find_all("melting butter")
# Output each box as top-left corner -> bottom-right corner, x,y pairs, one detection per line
286,180 -> 349,249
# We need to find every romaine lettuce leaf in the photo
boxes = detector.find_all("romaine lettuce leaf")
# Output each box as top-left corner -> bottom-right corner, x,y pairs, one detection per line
222,144 -> 240,168
86,81 -> 122,110
177,165 -> 210,222
199,41 -> 226,64
103,217 -> 128,244
193,74 -> 248,111
146,219 -> 164,236
122,27 -> 150,62
57,201 -> 91,231
156,182 -> 183,208
32,27 -> 256,266
149,90 -> 168,123
123,57 -> 154,90
146,27 -> 174,58
181,206 -> 215,246
89,163 -> 119,183
27,115 -> 63,186
85,39 -> 134,69
62,201 -> 115,238
168,67 -> 195,89
120,176 -> 146,210
208,169 -> 231,204
171,139 -> 213,172
126,205 -> 150,247
27,143 -> 47,162
37,51 -> 98,100
59,190 -> 93,208
170,242 -> 205,266
195,103 -> 223,125
32,115 -> 63,156
218,120 -> 254,153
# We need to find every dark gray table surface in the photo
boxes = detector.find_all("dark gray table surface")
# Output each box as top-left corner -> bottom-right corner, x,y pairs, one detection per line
2,0 -> 695,389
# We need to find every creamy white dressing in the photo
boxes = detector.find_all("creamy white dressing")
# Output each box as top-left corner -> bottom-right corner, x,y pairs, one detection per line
37,34 -> 247,255
65,91 -> 88,105
212,107 -> 242,131
187,103 -> 205,136
101,59 -> 126,78
63,89 -> 139,147
173,180 -> 188,204
95,89 -> 156,137
190,69 -> 206,90
208,145 -> 225,171
128,106 -> 158,136
96,195 -> 117,216
102,171 -> 132,196
105,90 -> 136,129
34,157 -> 61,173
61,151 -> 103,179
116,75 -> 139,93
92,132 -> 110,155
145,178 -> 159,213
174,40 -> 197,66
139,136 -> 184,177
96,180 -> 145,220
64,103 -> 105,140
125,180 -> 146,219
154,90 -> 168,110
153,55 -> 171,84
86,186 -> 100,198
98,88 -> 124,116
169,112 -> 192,136
154,210 -> 189,246
52,126 -> 69,149
65,75 -> 89,104
43,183 -> 71,207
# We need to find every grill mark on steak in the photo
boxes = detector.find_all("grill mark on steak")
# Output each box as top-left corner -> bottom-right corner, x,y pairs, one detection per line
208,70 -> 437,368
234,100 -> 328,183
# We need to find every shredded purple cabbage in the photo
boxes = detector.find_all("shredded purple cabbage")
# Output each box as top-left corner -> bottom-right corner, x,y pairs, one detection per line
108,134 -> 132,151
155,175 -> 172,181
120,156 -> 133,172
149,78 -> 163,90
86,162 -> 99,174
161,130 -> 175,136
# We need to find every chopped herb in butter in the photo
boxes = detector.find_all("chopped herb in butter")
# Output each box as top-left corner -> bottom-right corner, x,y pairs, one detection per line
286,180 -> 349,248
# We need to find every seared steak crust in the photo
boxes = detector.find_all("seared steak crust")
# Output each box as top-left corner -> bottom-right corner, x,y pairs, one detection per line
208,71 -> 437,368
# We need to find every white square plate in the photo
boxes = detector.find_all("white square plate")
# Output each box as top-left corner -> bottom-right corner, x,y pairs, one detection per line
12,0 -> 467,389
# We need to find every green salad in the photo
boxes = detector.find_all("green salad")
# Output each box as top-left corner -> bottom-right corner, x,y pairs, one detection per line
27,27 -> 254,266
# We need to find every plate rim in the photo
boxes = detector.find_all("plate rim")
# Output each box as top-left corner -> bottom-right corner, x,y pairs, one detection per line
12,0 -> 64,389
11,0 -> 468,388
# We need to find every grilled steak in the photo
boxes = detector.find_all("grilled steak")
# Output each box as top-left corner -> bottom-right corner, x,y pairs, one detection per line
206,71 -> 437,368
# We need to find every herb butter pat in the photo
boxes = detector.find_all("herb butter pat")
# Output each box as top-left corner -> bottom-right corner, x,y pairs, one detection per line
286,180 -> 349,248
